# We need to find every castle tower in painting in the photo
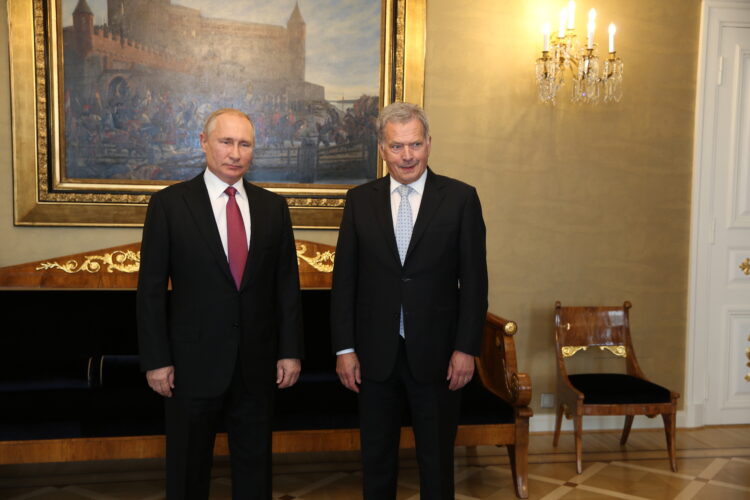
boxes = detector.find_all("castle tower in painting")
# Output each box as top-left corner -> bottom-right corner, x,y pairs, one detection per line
287,2 -> 306,82
72,0 -> 94,57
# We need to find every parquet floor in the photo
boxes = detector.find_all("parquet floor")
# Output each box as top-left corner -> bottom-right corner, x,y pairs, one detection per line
0,426 -> 748,499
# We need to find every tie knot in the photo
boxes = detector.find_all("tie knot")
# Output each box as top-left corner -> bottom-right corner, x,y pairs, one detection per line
225,186 -> 237,197
397,184 -> 411,199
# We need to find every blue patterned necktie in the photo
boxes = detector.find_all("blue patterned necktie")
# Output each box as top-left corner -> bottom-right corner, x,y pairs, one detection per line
395,184 -> 413,338
395,184 -> 413,265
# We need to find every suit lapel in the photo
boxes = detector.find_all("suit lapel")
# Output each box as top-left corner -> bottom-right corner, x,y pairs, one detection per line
405,169 -> 445,263
372,176 -> 401,265
182,174 -> 234,286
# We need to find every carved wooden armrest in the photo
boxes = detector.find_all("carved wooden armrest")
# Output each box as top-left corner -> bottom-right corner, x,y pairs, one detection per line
475,312 -> 532,408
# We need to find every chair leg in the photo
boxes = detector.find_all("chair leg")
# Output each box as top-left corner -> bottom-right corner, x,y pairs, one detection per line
553,403 -> 564,447
662,412 -> 677,472
506,444 -> 529,499
620,415 -> 634,445
574,414 -> 583,474
507,418 -> 530,498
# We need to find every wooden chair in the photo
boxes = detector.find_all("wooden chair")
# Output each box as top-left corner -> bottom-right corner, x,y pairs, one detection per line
552,301 -> 679,474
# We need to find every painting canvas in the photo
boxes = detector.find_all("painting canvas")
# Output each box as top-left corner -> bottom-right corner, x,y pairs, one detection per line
8,0 -> 425,227
62,0 -> 380,186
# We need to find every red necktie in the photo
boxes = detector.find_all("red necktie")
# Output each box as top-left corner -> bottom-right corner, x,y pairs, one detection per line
225,187 -> 247,290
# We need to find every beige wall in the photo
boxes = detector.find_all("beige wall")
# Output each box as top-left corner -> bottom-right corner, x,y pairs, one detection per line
424,0 -> 700,413
1,0 -> 700,417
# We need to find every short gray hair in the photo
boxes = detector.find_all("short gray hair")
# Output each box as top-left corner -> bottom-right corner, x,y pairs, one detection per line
376,102 -> 429,143
203,108 -> 255,139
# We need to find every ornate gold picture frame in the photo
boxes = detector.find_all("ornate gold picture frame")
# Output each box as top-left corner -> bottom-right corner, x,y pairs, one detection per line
8,0 -> 425,228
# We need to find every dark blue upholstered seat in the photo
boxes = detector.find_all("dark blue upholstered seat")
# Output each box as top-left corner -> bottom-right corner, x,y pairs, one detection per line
0,290 -> 514,441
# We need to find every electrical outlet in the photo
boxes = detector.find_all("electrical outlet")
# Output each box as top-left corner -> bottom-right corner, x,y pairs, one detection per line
540,393 -> 555,408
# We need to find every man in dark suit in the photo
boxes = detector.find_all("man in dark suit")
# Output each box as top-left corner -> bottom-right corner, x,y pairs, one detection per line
137,108 -> 303,499
331,102 -> 488,499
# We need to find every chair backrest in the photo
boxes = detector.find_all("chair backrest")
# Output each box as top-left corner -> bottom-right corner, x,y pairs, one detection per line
554,301 -> 644,377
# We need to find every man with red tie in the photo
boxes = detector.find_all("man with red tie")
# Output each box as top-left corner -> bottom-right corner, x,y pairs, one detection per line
137,108 -> 303,499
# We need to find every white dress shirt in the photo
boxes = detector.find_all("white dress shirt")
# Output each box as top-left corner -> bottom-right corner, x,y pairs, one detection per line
203,168 -> 251,257
389,169 -> 427,229
337,169 -> 428,356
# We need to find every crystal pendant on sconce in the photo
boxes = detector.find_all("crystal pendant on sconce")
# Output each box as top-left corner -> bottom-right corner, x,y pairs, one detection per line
536,55 -> 560,104
555,32 -> 578,74
572,46 -> 600,103
603,56 -> 623,103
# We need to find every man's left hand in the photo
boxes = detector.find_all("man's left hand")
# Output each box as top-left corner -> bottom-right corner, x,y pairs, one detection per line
277,358 -> 301,388
446,350 -> 474,391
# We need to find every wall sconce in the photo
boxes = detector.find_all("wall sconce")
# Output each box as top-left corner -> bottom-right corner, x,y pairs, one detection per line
536,1 -> 623,104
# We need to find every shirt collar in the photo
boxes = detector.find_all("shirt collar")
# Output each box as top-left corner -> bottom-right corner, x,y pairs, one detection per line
203,168 -> 247,200
390,168 -> 428,196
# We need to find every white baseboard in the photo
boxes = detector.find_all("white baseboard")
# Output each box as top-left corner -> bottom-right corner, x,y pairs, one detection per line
529,410 -> 690,433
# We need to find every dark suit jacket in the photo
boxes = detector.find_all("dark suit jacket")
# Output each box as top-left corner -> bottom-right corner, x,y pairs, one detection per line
137,174 -> 303,398
331,169 -> 488,383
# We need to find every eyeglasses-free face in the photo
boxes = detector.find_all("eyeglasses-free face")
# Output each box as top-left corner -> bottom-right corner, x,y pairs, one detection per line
379,118 -> 431,185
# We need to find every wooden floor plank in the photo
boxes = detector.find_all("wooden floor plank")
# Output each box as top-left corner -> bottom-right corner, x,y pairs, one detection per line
1,426 -> 749,500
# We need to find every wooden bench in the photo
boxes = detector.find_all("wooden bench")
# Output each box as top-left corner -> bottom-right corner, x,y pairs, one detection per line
0,240 -> 532,498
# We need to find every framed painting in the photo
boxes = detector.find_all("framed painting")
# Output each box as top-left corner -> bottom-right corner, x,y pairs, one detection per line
8,0 -> 426,228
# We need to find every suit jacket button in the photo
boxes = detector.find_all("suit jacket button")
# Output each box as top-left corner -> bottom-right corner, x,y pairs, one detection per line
233,323 -> 239,328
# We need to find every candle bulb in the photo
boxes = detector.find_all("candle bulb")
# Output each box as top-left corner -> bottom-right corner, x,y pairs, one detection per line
542,23 -> 551,52
608,23 -> 616,53
558,7 -> 567,38
587,8 -> 596,49
567,0 -> 576,30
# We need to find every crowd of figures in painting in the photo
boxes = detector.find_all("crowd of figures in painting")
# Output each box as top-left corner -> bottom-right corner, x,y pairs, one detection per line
65,89 -> 379,184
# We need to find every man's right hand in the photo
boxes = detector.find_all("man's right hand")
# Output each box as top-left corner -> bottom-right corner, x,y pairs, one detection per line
146,365 -> 175,397
336,352 -> 361,393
